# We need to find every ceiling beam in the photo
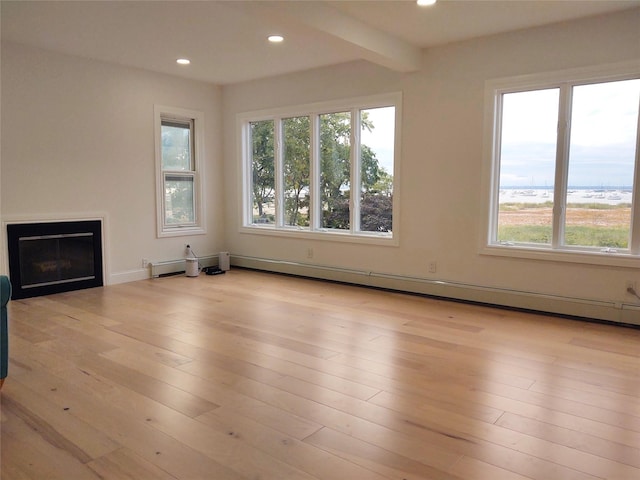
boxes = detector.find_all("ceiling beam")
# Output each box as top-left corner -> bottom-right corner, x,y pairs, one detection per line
256,1 -> 423,73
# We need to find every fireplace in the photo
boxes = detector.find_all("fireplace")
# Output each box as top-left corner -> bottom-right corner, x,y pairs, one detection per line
7,220 -> 103,300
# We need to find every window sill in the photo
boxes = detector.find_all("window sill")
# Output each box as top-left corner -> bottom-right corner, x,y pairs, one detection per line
240,225 -> 398,246
481,244 -> 640,269
158,226 -> 206,238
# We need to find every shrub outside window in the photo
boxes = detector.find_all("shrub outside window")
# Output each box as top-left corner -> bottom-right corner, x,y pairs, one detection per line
240,93 -> 400,244
483,64 -> 640,265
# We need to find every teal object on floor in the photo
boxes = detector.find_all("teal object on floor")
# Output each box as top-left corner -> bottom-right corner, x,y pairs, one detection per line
0,275 -> 11,388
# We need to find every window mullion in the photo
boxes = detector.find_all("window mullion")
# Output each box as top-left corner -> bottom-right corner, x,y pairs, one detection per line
351,109 -> 361,233
244,125 -> 254,226
631,93 -> 640,254
274,119 -> 284,228
552,84 -> 572,249
487,90 -> 504,244
310,114 -> 321,231
193,171 -> 200,224
490,92 -> 504,244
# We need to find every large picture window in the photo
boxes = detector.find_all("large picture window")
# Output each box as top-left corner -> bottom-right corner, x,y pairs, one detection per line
155,106 -> 205,237
240,93 -> 400,243
484,64 -> 640,264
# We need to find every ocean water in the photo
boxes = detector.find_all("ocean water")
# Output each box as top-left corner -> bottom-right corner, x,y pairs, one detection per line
499,187 -> 633,206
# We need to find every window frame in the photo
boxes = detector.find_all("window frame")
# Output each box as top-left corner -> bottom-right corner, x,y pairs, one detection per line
238,93 -> 401,246
481,61 -> 640,267
154,105 -> 205,238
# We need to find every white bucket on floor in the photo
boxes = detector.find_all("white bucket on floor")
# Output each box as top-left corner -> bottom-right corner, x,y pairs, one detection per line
185,257 -> 199,277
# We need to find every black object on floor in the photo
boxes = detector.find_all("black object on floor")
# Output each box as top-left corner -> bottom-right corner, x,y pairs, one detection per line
203,266 -> 225,275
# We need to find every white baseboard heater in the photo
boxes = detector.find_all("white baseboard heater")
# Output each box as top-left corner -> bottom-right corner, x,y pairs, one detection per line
150,255 -> 219,278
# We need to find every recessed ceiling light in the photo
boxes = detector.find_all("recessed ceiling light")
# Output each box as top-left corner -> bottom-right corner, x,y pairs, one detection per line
417,0 -> 437,6
268,35 -> 284,43
176,58 -> 191,65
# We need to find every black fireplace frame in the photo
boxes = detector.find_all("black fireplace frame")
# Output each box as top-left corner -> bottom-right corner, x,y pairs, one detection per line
7,220 -> 104,300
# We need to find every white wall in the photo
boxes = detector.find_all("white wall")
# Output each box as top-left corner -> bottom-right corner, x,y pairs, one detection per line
1,42 -> 224,283
221,9 -> 640,321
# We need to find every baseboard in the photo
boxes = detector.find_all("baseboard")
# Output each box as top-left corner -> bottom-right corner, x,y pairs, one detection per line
109,268 -> 149,285
230,255 -> 640,326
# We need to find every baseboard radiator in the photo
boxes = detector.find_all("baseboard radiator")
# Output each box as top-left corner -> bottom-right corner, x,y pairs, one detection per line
231,255 -> 640,326
150,255 -> 219,278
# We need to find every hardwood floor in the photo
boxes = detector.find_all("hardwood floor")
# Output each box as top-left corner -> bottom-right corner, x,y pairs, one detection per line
1,268 -> 639,480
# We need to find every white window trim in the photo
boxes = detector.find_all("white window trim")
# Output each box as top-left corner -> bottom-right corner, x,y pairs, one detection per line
480,60 -> 640,268
154,105 -> 206,238
237,92 -> 401,246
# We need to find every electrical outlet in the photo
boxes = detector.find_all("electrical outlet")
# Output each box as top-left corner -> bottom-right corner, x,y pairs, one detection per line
142,258 -> 149,268
626,280 -> 636,294
428,261 -> 437,273
307,247 -> 314,259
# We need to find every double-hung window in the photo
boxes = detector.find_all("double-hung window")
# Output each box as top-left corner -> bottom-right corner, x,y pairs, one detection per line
483,63 -> 640,265
240,93 -> 400,244
155,106 -> 205,237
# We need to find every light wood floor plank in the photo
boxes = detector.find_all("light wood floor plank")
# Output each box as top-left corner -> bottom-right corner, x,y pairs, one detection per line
86,448 -> 179,480
1,409 -> 102,480
99,348 -> 324,440
196,408 -> 392,480
6,371 -> 247,480
304,426 -> 463,480
231,376 -> 465,473
495,412 -> 640,468
3,380 -> 119,461
449,455 -> 533,480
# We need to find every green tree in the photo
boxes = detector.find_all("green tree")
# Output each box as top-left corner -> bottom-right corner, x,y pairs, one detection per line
251,121 -> 275,220
360,165 -> 393,233
370,167 -> 393,195
318,112 -> 381,229
361,193 -> 393,232
250,112 -> 392,231
360,144 -> 380,193
319,112 -> 352,228
283,116 -> 311,226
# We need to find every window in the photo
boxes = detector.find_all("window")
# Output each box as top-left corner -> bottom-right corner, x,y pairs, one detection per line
240,93 -> 400,244
483,64 -> 640,264
284,116 -> 311,227
155,106 -> 205,237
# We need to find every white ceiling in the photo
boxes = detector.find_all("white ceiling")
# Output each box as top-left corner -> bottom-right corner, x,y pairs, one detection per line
2,0 -> 638,85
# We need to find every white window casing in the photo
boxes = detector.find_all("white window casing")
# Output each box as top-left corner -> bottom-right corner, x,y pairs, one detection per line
154,105 -> 206,238
238,92 -> 401,246
480,61 -> 640,268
